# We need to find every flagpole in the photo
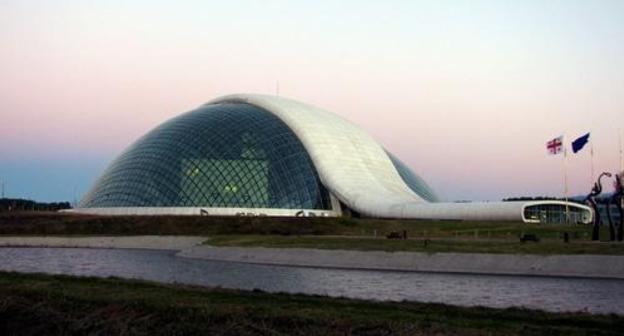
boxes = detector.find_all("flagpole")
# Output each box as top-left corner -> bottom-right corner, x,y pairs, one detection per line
620,129 -> 623,211
590,136 -> 594,186
619,129 -> 623,173
564,142 -> 569,224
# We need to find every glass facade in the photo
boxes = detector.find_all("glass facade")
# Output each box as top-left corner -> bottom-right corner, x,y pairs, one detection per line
523,203 -> 591,224
386,151 -> 439,202
79,103 -> 332,210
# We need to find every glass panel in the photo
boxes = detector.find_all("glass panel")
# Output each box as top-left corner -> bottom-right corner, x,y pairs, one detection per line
79,103 -> 331,210
523,204 -> 590,224
385,151 -> 439,202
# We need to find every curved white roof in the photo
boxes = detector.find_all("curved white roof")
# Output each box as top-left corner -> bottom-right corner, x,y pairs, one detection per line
209,94 -> 592,223
209,94 -> 427,217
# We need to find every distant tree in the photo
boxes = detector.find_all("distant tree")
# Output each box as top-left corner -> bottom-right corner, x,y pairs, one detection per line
0,198 -> 72,212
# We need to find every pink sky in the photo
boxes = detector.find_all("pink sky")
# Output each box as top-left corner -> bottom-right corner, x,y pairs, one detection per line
1,1 -> 623,201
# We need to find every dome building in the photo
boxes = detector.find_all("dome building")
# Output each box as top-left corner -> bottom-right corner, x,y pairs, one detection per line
76,94 -> 592,223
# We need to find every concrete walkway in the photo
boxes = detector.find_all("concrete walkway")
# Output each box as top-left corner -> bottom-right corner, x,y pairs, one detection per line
1,236 -> 623,279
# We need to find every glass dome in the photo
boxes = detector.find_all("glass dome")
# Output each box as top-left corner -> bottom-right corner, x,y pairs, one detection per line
79,102 -> 332,210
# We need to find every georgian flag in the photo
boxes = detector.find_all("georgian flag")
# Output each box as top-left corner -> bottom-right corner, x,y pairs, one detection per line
546,136 -> 564,155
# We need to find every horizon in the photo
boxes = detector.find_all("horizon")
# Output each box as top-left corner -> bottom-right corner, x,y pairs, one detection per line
1,0 -> 623,203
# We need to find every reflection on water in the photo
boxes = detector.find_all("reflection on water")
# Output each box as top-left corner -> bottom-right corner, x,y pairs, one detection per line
1,247 -> 623,315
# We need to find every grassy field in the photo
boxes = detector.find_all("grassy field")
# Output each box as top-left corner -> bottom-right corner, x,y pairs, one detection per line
2,212 -> 623,254
0,211 -> 599,237
206,235 -> 624,255
0,271 -> 622,335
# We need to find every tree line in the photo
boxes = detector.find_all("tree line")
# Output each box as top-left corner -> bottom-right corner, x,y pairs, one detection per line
0,198 -> 71,212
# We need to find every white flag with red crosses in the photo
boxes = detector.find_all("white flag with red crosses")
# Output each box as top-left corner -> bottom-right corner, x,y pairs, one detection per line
546,136 -> 564,155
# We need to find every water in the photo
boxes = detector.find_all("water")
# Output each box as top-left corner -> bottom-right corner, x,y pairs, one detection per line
1,247 -> 623,315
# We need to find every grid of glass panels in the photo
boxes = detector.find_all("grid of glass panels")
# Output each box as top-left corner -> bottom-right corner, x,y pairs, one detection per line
79,103 -> 332,209
524,203 -> 590,224
385,151 -> 439,202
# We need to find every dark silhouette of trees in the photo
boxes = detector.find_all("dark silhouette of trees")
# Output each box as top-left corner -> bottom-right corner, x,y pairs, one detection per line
0,198 -> 71,212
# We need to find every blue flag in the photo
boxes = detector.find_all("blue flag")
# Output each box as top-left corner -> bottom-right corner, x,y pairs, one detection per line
572,133 -> 590,153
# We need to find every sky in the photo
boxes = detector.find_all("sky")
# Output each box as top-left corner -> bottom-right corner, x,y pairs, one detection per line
1,0 -> 623,203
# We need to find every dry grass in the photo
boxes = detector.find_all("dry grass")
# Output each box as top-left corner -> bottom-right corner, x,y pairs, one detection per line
1,271 -> 622,335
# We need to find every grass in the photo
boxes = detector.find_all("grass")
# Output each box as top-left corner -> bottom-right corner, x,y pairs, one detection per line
0,211 -> 598,237
0,271 -> 622,335
206,235 -> 624,255
2,212 -> 623,255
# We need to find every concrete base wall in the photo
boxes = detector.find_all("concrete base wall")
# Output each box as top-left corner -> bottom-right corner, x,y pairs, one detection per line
66,207 -> 340,217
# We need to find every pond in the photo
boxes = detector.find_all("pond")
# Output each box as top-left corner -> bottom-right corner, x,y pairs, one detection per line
1,247 -> 622,315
